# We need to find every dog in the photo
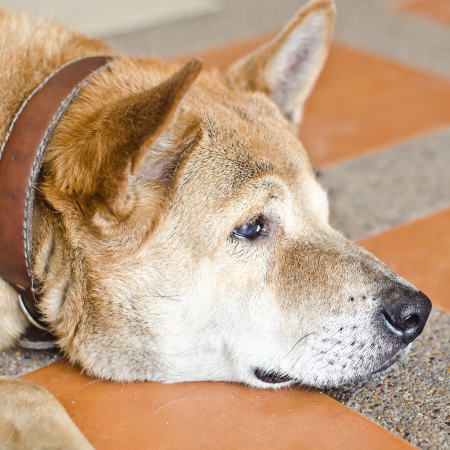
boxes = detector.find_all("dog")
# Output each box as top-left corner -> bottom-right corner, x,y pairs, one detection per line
0,1 -> 432,448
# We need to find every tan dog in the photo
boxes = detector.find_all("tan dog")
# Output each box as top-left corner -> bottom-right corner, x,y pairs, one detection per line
0,1 -> 431,448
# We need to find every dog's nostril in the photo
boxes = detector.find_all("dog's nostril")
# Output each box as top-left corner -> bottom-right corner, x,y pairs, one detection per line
404,314 -> 419,329
381,290 -> 432,343
382,310 -> 419,333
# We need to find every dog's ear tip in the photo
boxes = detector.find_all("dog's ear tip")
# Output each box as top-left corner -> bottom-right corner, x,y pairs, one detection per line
319,0 -> 336,16
183,57 -> 203,74
224,0 -> 334,127
292,0 -> 336,24
189,57 -> 204,66
306,0 -> 336,11
185,58 -> 203,80
173,58 -> 203,89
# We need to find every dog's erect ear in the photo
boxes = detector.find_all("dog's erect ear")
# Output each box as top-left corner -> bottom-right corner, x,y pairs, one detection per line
92,58 -> 202,216
46,58 -> 202,219
224,0 -> 335,128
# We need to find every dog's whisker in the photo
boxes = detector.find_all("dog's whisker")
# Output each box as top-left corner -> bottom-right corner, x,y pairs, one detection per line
296,347 -> 332,374
291,331 -> 342,373
272,196 -> 296,216
281,331 -> 317,361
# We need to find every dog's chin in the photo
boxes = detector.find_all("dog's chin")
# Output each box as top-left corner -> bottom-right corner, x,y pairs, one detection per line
253,368 -> 294,385
373,346 -> 410,374
252,346 -> 410,388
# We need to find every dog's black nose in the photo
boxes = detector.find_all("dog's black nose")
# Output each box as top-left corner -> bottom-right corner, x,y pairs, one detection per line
381,290 -> 432,344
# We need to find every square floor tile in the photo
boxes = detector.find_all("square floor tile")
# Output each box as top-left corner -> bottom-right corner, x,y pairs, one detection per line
359,209 -> 450,313
182,40 -> 450,166
23,360 -> 414,450
395,0 -> 450,27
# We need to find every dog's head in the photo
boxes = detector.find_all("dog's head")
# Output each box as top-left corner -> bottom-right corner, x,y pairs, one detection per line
36,0 -> 431,387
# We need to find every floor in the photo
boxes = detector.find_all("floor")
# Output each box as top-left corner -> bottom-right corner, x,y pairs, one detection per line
0,0 -> 221,36
1,0 -> 450,448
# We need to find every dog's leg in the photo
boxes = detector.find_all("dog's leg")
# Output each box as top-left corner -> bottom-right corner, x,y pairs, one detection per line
0,377 -> 94,450
0,279 -> 28,351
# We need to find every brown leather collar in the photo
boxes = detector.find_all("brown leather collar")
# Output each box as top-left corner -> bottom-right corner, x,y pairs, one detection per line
0,56 -> 112,346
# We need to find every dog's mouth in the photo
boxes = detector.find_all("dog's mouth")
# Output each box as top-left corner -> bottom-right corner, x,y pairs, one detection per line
373,347 -> 407,374
253,368 -> 293,384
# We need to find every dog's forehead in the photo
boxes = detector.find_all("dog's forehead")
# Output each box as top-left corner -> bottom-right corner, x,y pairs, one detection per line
180,80 -> 313,189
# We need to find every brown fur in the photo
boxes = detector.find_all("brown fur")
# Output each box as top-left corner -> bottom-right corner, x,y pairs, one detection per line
0,1 -> 429,448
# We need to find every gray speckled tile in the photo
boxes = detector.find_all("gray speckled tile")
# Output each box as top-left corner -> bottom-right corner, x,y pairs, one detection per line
320,128 -> 450,241
319,125 -> 450,449
105,0 -> 304,58
104,0 -> 450,79
324,307 -> 450,450
2,1 -> 450,448
333,0 -> 450,78
0,345 -> 61,377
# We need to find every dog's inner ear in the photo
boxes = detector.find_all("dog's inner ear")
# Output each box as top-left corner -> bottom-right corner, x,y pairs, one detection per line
224,0 -> 335,129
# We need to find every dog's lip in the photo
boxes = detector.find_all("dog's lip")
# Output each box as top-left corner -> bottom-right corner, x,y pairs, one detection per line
373,350 -> 403,374
253,368 -> 293,384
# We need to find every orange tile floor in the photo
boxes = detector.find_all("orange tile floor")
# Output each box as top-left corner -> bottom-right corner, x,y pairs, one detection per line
20,7 -> 450,449
395,0 -> 450,27
24,361 -> 415,450
182,40 -> 450,167
359,209 -> 450,314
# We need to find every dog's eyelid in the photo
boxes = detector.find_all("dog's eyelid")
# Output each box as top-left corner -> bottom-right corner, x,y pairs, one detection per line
234,213 -> 263,230
231,214 -> 273,242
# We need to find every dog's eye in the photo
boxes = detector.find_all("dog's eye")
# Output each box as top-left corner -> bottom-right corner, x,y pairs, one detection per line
233,216 -> 265,240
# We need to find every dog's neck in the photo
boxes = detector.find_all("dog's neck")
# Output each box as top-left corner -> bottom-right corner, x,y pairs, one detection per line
0,57 -> 112,339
